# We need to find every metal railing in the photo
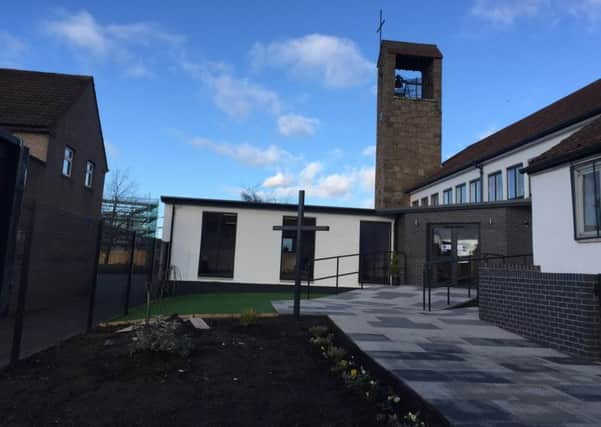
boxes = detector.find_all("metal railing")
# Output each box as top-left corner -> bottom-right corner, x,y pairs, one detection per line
304,251 -> 407,298
422,253 -> 533,311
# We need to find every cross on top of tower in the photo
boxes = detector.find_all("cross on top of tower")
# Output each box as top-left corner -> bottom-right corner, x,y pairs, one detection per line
376,10 -> 385,43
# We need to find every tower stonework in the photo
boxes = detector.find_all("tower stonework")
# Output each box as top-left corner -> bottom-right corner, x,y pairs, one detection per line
375,41 -> 442,208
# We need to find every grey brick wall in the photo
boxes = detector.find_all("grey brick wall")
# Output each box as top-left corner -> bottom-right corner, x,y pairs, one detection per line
479,266 -> 601,360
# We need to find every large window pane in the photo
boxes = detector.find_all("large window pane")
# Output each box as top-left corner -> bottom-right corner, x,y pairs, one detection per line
198,212 -> 237,277
280,216 -> 316,280
469,179 -> 481,203
507,165 -> 524,199
488,172 -> 503,201
582,170 -> 599,231
573,159 -> 601,239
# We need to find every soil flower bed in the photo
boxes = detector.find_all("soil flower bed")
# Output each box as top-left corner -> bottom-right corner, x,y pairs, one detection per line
0,315 -> 445,426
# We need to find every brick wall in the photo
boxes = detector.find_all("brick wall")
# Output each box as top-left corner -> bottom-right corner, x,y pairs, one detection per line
479,266 -> 601,360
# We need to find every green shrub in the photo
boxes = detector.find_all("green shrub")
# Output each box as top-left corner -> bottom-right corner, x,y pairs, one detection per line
309,334 -> 333,348
325,345 -> 347,362
130,318 -> 194,357
239,308 -> 257,327
309,325 -> 329,338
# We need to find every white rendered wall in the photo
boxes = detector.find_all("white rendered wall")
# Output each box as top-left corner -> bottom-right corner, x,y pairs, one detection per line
409,118 -> 599,205
162,203 -> 394,287
531,165 -> 601,274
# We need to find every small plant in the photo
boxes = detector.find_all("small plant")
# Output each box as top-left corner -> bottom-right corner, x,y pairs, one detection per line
309,334 -> 334,347
401,412 -> 425,427
325,345 -> 347,362
239,308 -> 257,327
309,325 -> 329,338
389,252 -> 401,286
130,317 -> 194,357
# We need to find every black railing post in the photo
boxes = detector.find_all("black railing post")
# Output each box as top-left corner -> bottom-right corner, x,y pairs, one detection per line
335,257 -> 339,292
124,231 -> 136,316
422,266 -> 427,311
86,220 -> 104,331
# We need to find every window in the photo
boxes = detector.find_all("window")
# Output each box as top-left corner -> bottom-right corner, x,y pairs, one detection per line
442,188 -> 453,205
488,171 -> 503,201
469,179 -> 482,203
84,161 -> 95,188
411,200 -> 419,207
507,164 -> 524,199
198,212 -> 237,277
280,216 -> 316,280
572,159 -> 601,240
455,184 -> 467,204
430,193 -> 439,206
62,146 -> 74,177
421,197 -> 428,207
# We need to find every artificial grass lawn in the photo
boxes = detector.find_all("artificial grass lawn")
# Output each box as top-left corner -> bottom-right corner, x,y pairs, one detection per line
117,292 -> 330,321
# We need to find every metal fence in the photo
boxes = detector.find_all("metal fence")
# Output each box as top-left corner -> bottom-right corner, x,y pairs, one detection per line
0,202 -> 161,369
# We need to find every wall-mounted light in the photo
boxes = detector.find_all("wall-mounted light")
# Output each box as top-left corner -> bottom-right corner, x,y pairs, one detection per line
488,217 -> 494,225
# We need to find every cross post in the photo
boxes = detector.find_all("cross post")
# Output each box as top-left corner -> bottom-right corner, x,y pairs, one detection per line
272,190 -> 329,319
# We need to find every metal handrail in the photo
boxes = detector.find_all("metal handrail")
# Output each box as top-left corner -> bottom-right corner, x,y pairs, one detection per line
304,250 -> 407,297
422,253 -> 533,312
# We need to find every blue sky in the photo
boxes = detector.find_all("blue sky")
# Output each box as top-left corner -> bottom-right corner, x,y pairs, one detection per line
1,0 -> 600,208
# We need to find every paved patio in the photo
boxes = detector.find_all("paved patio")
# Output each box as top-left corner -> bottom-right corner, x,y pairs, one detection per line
272,286 -> 601,426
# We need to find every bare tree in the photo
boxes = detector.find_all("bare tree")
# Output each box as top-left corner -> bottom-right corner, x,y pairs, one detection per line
102,169 -> 144,264
240,187 -> 265,203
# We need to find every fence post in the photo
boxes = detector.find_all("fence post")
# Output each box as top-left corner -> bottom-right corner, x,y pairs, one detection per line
124,231 -> 136,316
335,257 -> 339,293
10,204 -> 35,366
86,220 -> 104,331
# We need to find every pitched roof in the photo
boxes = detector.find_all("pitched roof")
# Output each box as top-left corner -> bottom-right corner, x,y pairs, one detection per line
0,68 -> 92,131
525,115 -> 601,174
408,78 -> 601,192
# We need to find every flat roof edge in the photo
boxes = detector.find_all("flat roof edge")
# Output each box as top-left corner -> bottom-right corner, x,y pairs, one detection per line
377,199 -> 531,215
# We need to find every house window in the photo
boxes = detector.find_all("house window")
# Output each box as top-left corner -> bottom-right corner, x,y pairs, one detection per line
411,200 -> 419,207
572,159 -> 601,240
442,188 -> 453,205
455,184 -> 467,204
507,164 -> 524,199
430,193 -> 439,206
488,171 -> 503,201
62,146 -> 74,177
421,197 -> 428,207
469,179 -> 482,203
84,161 -> 95,188
198,212 -> 237,277
280,216 -> 316,280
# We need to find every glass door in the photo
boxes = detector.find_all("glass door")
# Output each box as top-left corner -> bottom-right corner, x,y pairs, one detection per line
429,224 -> 479,287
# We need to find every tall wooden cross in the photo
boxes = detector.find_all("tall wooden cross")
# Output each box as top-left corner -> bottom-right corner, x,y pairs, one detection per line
376,9 -> 385,43
273,190 -> 329,319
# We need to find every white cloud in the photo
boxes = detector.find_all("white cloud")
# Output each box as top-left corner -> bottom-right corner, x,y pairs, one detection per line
263,172 -> 293,188
299,161 -> 323,184
277,114 -> 320,137
0,31 -> 26,66
209,73 -> 281,119
470,0 -> 544,25
44,10 -> 184,77
362,145 -> 376,156
187,137 -> 295,167
359,167 -> 375,192
470,0 -> 601,25
250,34 -> 374,88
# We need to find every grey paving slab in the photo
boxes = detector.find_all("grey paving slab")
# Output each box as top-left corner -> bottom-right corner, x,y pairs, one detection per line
271,286 -> 601,426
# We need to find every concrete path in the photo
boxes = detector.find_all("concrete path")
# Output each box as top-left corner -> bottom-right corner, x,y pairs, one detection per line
273,286 -> 601,427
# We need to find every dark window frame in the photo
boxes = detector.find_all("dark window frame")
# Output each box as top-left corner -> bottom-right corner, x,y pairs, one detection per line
571,158 -> 601,241
442,188 -> 453,205
488,170 -> 503,201
421,197 -> 429,207
430,193 -> 439,206
469,178 -> 482,203
506,163 -> 525,200
455,183 -> 467,204
198,211 -> 238,278
411,200 -> 419,207
279,216 -> 316,281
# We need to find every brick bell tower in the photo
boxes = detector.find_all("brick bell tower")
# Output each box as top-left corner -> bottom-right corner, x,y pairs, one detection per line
375,40 -> 442,208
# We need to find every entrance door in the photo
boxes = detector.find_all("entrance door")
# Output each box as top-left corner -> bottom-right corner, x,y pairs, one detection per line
359,221 -> 391,284
429,224 -> 479,286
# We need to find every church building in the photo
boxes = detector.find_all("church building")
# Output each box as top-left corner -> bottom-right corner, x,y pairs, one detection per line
161,40 -> 601,289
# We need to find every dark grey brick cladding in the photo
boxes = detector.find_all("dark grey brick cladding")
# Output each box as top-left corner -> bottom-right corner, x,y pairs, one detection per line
395,205 -> 532,286
479,266 -> 601,360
